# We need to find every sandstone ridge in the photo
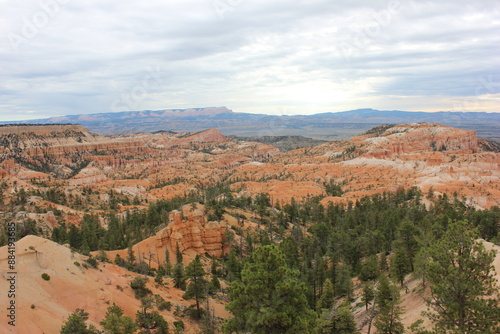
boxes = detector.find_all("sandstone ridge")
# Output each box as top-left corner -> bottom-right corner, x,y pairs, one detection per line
103,203 -> 230,268
157,203 -> 229,257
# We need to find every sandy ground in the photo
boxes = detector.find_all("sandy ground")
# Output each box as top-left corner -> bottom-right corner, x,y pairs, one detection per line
0,235 -> 228,334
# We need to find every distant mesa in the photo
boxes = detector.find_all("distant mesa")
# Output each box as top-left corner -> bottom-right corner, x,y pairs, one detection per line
2,107 -> 498,142
48,106 -> 234,122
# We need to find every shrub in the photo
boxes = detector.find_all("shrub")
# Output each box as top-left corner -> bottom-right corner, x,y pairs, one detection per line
74,261 -> 81,267
96,251 -> 109,263
174,320 -> 184,331
158,300 -> 172,311
154,294 -> 172,311
114,254 -> 126,267
130,277 -> 147,290
130,276 -> 151,299
85,256 -> 98,268
41,273 -> 50,281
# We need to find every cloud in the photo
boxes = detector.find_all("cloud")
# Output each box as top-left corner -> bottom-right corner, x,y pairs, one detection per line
0,0 -> 499,121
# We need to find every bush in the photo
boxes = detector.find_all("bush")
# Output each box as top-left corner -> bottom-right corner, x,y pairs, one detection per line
130,276 -> 151,299
96,251 -> 109,263
114,254 -> 126,267
158,300 -> 172,311
154,294 -> 172,311
85,256 -> 98,268
174,320 -> 184,331
74,261 -> 81,267
130,277 -> 148,290
41,273 -> 50,281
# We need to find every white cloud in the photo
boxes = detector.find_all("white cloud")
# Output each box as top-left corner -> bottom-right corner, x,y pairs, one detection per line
0,0 -> 499,121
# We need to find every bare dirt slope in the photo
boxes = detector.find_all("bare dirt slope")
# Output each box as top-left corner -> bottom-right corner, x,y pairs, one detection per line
0,235 -> 226,334
354,240 -> 500,333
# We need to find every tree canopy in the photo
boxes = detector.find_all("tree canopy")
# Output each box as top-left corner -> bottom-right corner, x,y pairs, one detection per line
418,220 -> 500,334
223,244 -> 316,334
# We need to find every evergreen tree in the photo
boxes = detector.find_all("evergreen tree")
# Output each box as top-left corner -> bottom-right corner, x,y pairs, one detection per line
68,224 -> 82,249
210,257 -> 219,276
82,215 -> 99,251
418,220 -> 500,333
335,263 -> 353,298
183,255 -> 208,318
114,254 -> 126,267
316,278 -> 335,311
175,242 -> 183,264
389,245 -> 411,287
395,220 -> 420,272
361,282 -> 375,311
330,305 -> 360,334
223,244 -> 316,333
107,214 -> 122,250
376,275 -> 393,311
155,271 -> 164,286
375,278 -> 405,334
209,275 -> 221,295
379,252 -> 388,271
136,307 -> 169,334
360,254 -> 380,281
225,249 -> 242,282
60,309 -> 99,334
173,263 -> 186,290
279,236 -> 300,269
100,303 -> 138,334
127,245 -> 136,268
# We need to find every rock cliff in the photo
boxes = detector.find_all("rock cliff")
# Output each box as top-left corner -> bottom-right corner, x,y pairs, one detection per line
0,124 -> 146,178
156,203 -> 229,257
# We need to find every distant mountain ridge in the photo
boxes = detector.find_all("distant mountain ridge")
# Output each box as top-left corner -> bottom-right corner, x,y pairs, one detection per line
2,107 -> 499,141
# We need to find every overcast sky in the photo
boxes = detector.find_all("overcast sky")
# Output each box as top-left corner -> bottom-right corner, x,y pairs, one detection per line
1,0 -> 499,121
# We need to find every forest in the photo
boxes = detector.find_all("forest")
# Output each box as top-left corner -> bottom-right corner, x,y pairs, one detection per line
2,185 -> 500,333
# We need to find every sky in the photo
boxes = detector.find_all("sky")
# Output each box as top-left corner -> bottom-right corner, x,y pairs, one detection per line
0,0 -> 499,121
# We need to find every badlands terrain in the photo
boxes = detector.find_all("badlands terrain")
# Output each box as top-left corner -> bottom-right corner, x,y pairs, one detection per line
0,122 -> 498,209
0,122 -> 499,333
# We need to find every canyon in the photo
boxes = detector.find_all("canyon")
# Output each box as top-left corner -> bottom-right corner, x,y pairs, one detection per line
0,122 -> 498,210
0,122 -> 499,333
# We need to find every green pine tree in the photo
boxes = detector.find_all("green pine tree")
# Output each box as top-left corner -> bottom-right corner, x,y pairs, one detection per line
375,279 -> 405,334
183,255 -> 208,318
317,278 -> 335,311
60,309 -> 99,334
330,305 -> 360,334
223,244 -> 316,334
173,262 -> 186,290
175,242 -> 183,264
100,303 -> 138,334
127,245 -> 136,268
335,263 -> 353,298
395,220 -> 421,272
418,220 -> 500,333
209,275 -> 221,295
136,307 -> 169,334
389,245 -> 411,287
361,282 -> 375,311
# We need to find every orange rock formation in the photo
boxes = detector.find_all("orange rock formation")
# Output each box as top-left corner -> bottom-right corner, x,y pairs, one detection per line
156,203 -> 229,257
